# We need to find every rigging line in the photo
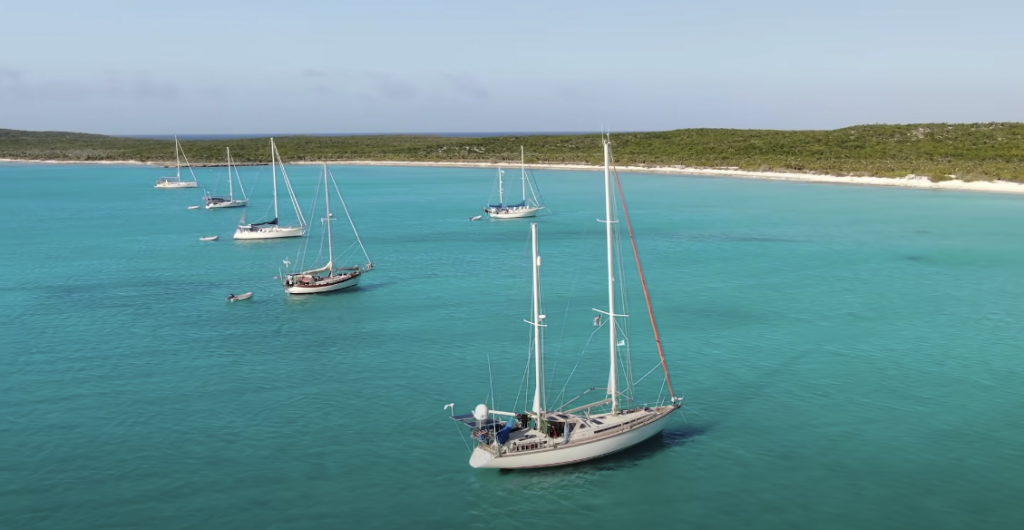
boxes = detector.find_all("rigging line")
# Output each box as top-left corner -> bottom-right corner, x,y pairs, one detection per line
554,324 -> 604,409
329,169 -> 372,264
512,228 -> 537,413
451,418 -> 472,452
549,217 -> 590,391
634,361 -> 666,387
294,177 -> 322,270
612,159 -> 677,400
486,353 -> 496,417
511,326 -> 533,415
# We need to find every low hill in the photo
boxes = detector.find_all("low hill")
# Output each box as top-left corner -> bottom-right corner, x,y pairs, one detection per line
2,123 -> 1023,181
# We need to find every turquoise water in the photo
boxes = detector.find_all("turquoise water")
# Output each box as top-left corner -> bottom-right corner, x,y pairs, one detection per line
2,162 -> 1024,529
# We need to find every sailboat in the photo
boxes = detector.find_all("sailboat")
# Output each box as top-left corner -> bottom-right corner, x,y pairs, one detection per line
281,164 -> 374,294
450,138 -> 681,469
205,147 -> 249,209
154,136 -> 199,188
232,138 -> 307,240
483,146 -> 545,219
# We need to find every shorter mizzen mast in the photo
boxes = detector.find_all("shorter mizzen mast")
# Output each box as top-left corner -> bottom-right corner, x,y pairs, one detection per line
449,135 -> 682,469
529,222 -> 546,416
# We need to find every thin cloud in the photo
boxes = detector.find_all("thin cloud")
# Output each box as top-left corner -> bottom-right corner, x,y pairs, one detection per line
364,71 -> 417,100
442,73 -> 489,99
0,68 -> 183,102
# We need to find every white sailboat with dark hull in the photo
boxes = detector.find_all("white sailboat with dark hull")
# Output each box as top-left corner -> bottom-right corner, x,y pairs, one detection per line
154,136 -> 199,189
281,164 -> 374,295
205,147 -> 248,209
450,138 -> 682,469
483,146 -> 545,219
233,138 -> 306,240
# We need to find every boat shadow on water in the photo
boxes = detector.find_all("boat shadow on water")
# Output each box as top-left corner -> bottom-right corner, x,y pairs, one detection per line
496,423 -> 708,475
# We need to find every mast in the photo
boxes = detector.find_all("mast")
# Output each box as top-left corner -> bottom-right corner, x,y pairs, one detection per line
323,164 -> 334,276
226,147 -> 234,200
530,222 -> 545,415
498,168 -> 504,207
521,145 -> 526,204
174,136 -> 181,181
271,138 -> 279,220
604,137 -> 619,414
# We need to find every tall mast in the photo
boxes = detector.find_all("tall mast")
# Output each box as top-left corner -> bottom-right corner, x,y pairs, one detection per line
271,138 -> 279,220
174,136 -> 181,181
226,147 -> 234,200
498,168 -> 504,206
530,222 -> 545,415
324,164 -> 334,276
521,145 -> 526,203
604,137 -> 619,414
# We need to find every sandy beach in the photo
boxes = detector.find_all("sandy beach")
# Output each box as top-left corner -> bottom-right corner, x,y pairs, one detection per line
4,157 -> 1024,195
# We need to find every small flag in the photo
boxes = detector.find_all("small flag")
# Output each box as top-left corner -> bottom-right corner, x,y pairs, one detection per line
283,259 -> 291,267
443,403 -> 455,411
617,340 -> 626,346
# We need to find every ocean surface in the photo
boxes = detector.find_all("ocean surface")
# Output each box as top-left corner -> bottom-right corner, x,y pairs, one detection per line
2,162 -> 1023,530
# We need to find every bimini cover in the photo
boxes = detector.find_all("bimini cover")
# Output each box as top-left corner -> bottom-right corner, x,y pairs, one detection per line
496,419 -> 516,445
506,201 -> 526,208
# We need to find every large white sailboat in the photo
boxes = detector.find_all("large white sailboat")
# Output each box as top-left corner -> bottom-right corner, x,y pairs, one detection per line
483,146 -> 545,219
281,164 -> 374,294
154,136 -> 199,189
205,147 -> 249,209
451,138 -> 682,469
233,138 -> 307,240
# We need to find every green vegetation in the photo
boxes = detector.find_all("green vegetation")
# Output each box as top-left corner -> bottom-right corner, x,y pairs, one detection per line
3,123 -> 1024,182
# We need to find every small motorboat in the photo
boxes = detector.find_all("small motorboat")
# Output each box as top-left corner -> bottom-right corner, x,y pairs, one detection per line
227,292 -> 253,302
469,215 -> 483,221
188,205 -> 200,210
199,235 -> 219,241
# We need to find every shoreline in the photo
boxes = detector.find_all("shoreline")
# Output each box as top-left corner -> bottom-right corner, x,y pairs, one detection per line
4,157 -> 1024,195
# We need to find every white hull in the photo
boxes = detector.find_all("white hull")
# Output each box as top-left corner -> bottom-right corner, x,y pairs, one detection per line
156,180 -> 198,189
285,273 -> 360,294
206,199 -> 248,209
469,407 -> 676,469
233,225 -> 305,240
487,206 -> 543,219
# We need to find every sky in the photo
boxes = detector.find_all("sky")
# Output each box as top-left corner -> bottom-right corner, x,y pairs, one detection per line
1,0 -> 1022,135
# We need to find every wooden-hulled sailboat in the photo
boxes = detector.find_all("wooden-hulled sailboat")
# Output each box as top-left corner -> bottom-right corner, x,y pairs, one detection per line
483,146 -> 545,219
281,164 -> 374,294
233,138 -> 306,240
155,136 -> 199,188
451,137 -> 681,469
205,147 -> 249,209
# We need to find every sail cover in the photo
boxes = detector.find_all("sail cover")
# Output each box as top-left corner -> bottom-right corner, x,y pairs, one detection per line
250,217 -> 279,227
496,419 -> 516,445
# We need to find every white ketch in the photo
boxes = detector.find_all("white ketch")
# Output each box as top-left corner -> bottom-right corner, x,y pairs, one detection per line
483,145 -> 545,219
450,137 -> 682,469
154,136 -> 199,189
233,138 -> 306,240
281,164 -> 374,294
